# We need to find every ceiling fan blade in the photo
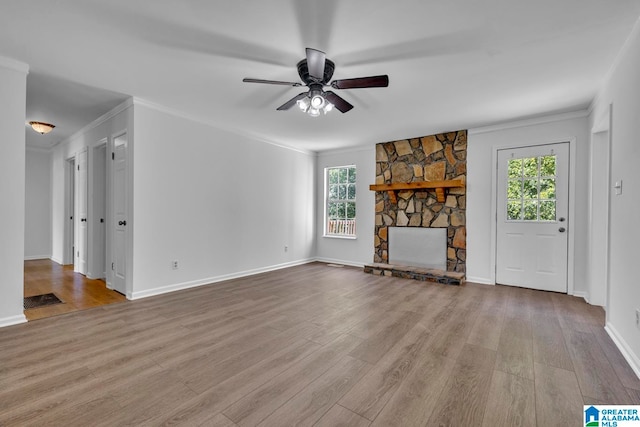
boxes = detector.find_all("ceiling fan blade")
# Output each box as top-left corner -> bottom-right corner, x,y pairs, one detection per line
277,92 -> 309,110
306,48 -> 326,80
243,78 -> 302,87
331,75 -> 389,89
324,91 -> 354,113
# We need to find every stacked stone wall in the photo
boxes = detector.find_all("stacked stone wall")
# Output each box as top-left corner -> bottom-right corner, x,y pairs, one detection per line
374,130 -> 467,273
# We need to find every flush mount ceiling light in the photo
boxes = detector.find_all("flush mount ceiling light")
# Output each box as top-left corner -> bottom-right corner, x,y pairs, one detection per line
28,121 -> 55,135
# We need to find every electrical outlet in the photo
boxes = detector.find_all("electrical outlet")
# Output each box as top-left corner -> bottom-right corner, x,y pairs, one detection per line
172,260 -> 179,270
284,245 -> 288,252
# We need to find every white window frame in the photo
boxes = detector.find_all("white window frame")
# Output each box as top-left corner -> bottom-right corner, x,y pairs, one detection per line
324,165 -> 357,238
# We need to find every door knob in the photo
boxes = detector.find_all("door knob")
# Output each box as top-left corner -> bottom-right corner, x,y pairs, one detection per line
559,227 -> 566,233
118,220 -> 127,226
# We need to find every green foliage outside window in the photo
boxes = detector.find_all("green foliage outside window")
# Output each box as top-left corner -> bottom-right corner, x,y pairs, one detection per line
506,155 -> 557,221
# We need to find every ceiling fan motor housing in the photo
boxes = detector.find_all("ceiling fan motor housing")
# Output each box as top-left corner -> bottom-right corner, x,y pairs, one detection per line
297,58 -> 335,85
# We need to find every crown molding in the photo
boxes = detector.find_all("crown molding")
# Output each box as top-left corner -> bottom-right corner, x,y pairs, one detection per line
468,110 -> 589,135
53,97 -> 134,148
317,143 -> 375,157
0,56 -> 29,74
132,97 -> 316,157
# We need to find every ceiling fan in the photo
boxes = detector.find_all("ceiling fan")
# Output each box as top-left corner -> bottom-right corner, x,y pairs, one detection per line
243,48 -> 389,116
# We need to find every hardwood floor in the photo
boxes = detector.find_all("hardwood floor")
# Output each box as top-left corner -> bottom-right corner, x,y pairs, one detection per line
23,259 -> 127,321
2,262 -> 638,426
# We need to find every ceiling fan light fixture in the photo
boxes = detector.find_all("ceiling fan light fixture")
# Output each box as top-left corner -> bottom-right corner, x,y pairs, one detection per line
297,97 -> 310,112
310,94 -> 325,109
297,92 -> 333,117
28,121 -> 55,135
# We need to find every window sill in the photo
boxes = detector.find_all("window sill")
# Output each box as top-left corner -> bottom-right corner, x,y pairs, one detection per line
323,234 -> 357,240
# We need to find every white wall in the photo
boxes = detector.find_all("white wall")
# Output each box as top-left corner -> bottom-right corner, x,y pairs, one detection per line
0,56 -> 28,327
130,103 -> 316,298
25,148 -> 52,260
590,18 -> 640,376
315,146 -> 375,266
467,113 -> 590,296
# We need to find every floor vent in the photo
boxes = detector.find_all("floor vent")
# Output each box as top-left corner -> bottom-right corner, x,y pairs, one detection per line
24,293 -> 64,310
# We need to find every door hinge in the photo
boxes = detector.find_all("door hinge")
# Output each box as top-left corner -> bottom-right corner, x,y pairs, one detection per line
77,164 -> 80,171
112,152 -> 115,160
112,262 -> 115,271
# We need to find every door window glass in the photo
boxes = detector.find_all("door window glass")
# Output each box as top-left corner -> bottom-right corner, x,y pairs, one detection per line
506,155 -> 557,221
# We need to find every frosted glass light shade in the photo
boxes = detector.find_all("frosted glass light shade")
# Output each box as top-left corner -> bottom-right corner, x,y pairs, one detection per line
29,121 -> 55,134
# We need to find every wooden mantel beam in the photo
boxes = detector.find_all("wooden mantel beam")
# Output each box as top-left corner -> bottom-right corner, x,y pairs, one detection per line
369,179 -> 464,203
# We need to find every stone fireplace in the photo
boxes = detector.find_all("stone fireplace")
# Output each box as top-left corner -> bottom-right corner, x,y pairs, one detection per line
364,130 -> 467,285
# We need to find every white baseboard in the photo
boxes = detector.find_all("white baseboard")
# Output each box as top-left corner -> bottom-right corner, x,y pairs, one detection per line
129,258 -> 316,300
572,291 -> 589,303
50,257 -> 63,265
24,255 -> 52,261
466,276 -> 494,285
314,257 -> 365,268
605,323 -> 640,380
0,314 -> 28,328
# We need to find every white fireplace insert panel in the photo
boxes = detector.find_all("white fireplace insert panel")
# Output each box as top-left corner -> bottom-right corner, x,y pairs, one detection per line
388,227 -> 447,270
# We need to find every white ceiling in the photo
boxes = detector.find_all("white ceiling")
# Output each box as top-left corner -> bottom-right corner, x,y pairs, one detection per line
25,73 -> 128,149
2,0 -> 640,152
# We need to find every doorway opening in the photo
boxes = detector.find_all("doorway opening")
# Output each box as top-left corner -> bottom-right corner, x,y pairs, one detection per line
24,139 -> 127,321
587,106 -> 612,309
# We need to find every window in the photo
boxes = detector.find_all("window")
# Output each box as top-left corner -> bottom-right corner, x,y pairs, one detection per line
325,165 -> 356,237
506,154 -> 557,221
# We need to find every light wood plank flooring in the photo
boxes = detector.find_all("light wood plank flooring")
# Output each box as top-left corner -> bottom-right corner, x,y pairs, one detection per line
2,262 -> 638,426
24,259 -> 127,321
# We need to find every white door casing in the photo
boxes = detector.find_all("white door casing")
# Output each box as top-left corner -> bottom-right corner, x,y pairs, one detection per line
64,158 -> 75,265
74,149 -> 88,275
90,143 -> 107,279
496,142 -> 569,292
111,133 -> 128,295
588,129 -> 610,307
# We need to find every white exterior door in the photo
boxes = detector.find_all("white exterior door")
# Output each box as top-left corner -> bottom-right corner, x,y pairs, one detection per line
74,150 -> 88,275
112,134 -> 128,295
496,142 -> 569,292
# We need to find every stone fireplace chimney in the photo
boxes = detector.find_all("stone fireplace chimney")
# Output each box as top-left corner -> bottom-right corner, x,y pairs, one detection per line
365,130 -> 467,285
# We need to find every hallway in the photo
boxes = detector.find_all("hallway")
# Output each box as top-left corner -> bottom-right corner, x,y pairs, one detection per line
24,259 -> 127,321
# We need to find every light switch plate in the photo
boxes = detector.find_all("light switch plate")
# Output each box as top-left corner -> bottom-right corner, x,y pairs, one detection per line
614,180 -> 623,195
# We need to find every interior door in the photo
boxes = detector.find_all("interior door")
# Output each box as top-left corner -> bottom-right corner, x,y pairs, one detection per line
496,142 -> 569,292
74,149 -> 88,275
112,133 -> 128,295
